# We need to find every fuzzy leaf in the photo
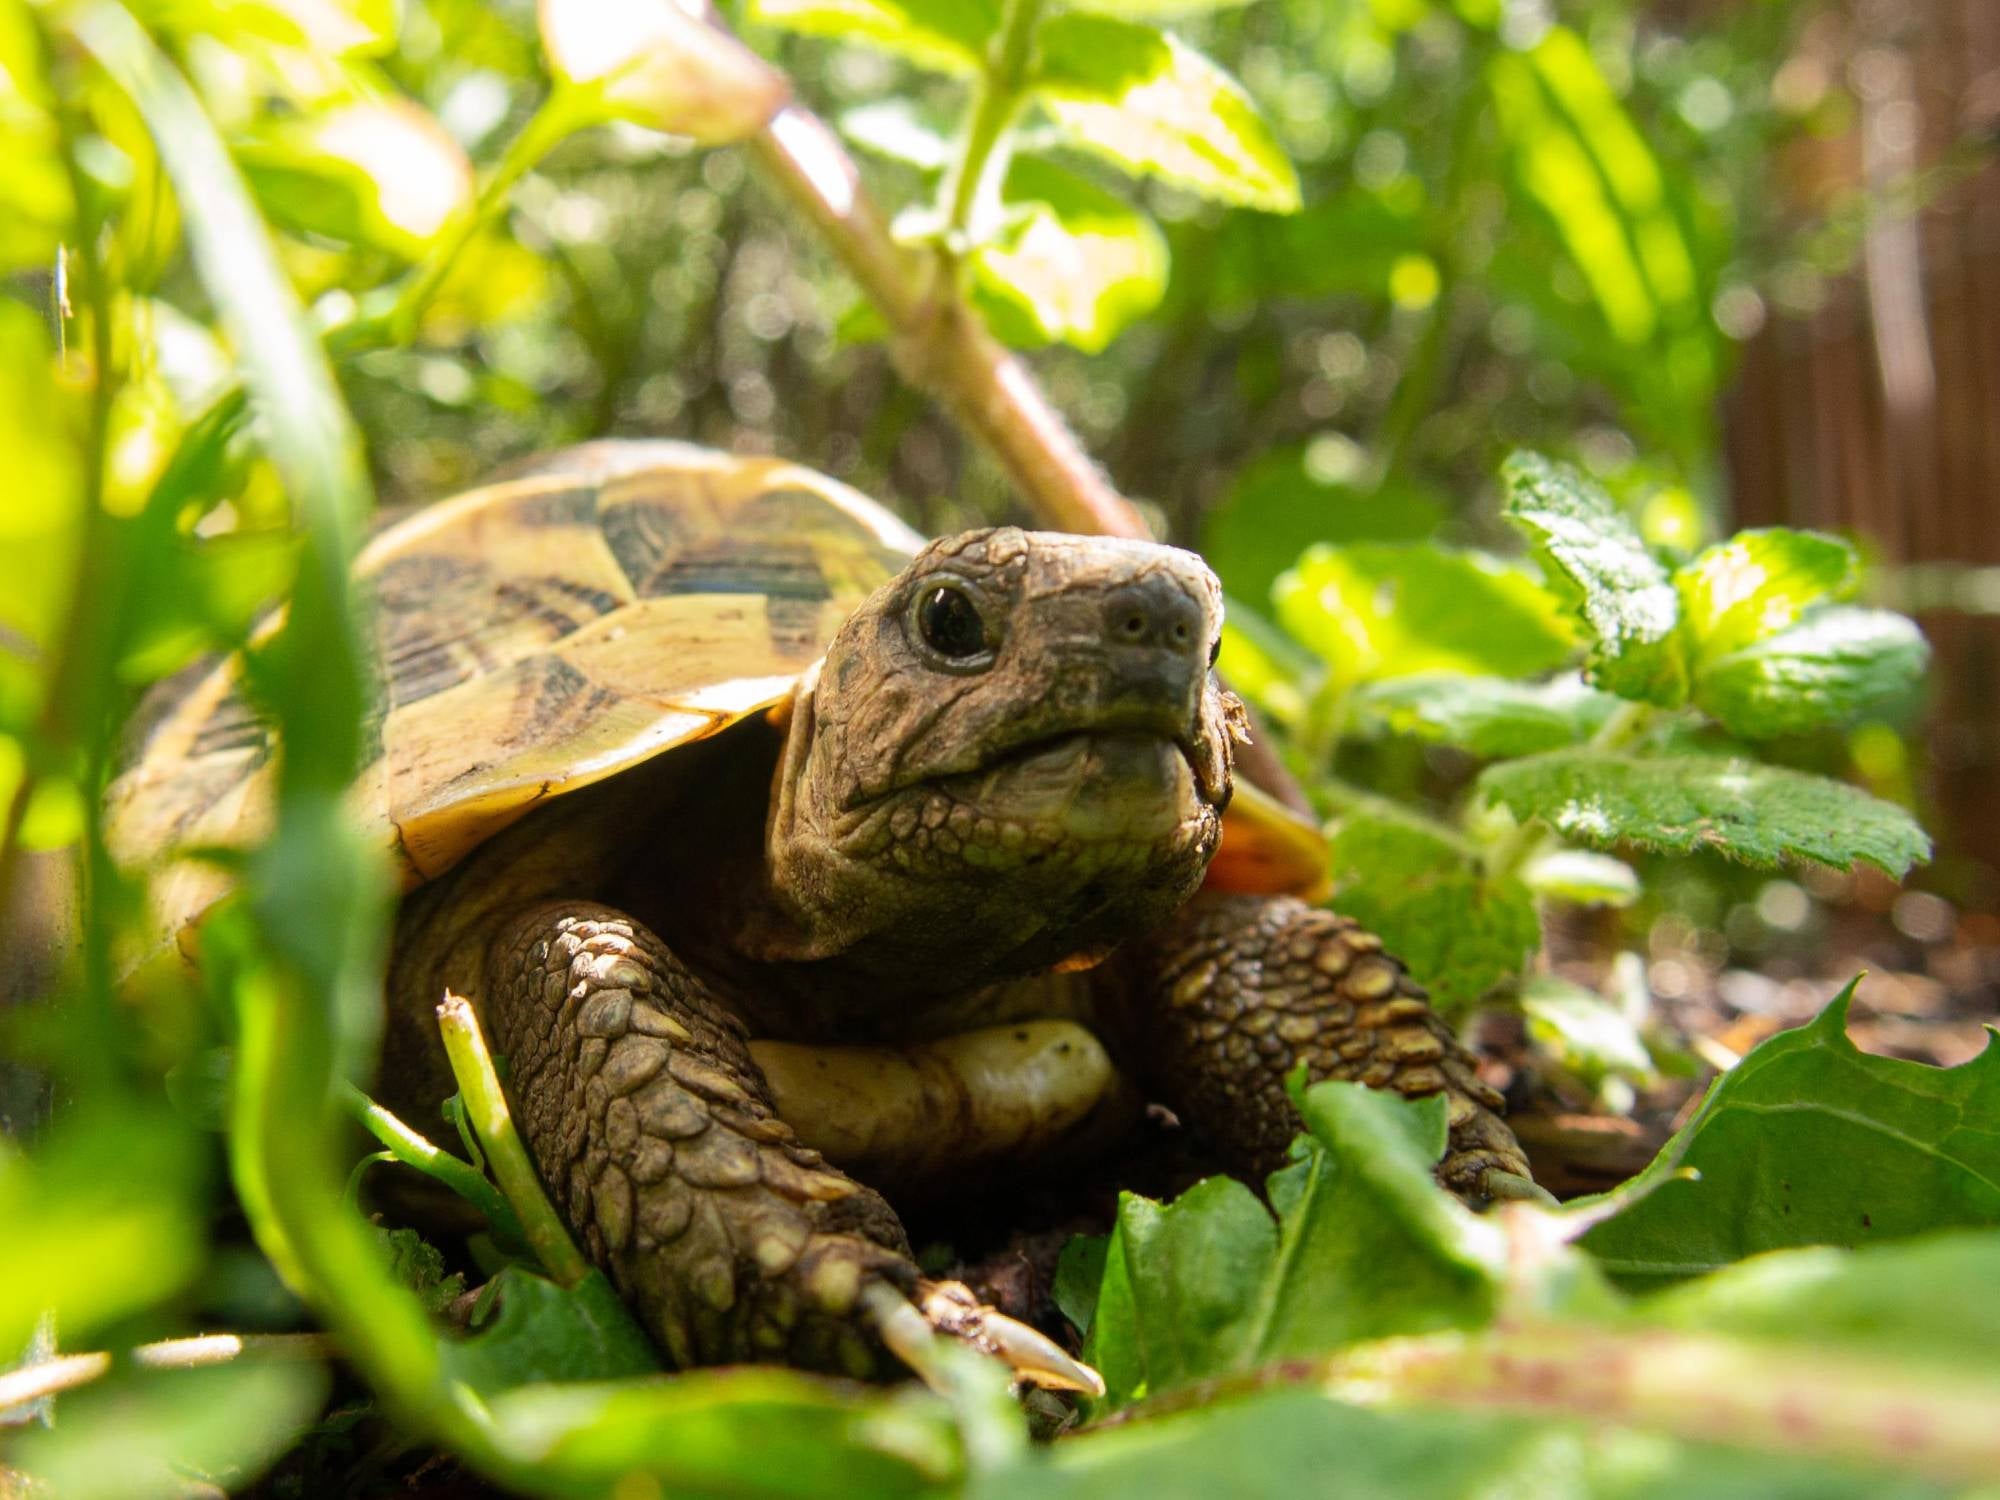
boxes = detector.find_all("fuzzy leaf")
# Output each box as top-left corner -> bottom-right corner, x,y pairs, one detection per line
750,0 -> 997,72
1583,982 -> 2000,1288
1033,16 -> 1299,211
1273,543 -> 1575,685
1477,749 -> 1931,877
1354,672 -> 1619,758
1499,452 -> 1685,705
1695,607 -> 1929,740
1675,527 -> 1860,668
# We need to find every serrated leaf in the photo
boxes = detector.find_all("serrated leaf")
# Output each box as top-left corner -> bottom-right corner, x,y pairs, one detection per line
970,157 -> 1168,352
1521,848 -> 1640,907
1499,452 -> 1685,705
1675,527 -> 1860,668
749,0 -> 997,73
1273,543 -> 1576,685
1695,606 -> 1929,740
441,1265 -> 659,1396
1082,1085 -> 1504,1411
1478,749 -> 1931,877
541,0 -> 790,140
1583,981 -> 2000,1288
1033,16 -> 1299,212
1354,673 -> 1619,758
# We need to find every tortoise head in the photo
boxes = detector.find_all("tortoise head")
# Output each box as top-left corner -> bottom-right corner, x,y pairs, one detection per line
754,527 -> 1239,991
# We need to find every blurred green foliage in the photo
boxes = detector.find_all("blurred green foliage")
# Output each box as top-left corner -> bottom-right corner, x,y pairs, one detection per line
0,0 -> 1977,1493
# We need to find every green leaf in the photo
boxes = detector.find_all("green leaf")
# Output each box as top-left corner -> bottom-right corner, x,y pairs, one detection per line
1521,847 -> 1640,907
1478,749 -> 1931,877
541,0 -> 790,141
1695,606 -> 1928,740
1033,16 -> 1299,212
1273,543 -> 1576,685
441,1265 -> 660,1396
1675,527 -> 1861,668
375,1225 -> 467,1315
970,157 -> 1168,352
1201,446 -> 1445,608
484,1370 -> 963,1498
1213,603 -> 1318,729
1324,796 -> 1540,1010
1354,673 -> 1619,758
7,1359 -> 328,1500
1583,982 -> 2000,1288
1519,976 -> 1656,1089
1499,452 -> 1685,705
1065,0 -> 1256,15
749,0 -> 997,73
840,99 -> 953,169
1083,1084 -> 1504,1411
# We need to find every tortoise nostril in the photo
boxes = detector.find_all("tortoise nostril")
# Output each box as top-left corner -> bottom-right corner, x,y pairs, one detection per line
1102,578 -> 1206,658
1121,613 -> 1147,639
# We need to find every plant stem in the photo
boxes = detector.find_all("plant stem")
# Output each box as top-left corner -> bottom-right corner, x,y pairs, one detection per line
0,1333 -> 328,1411
434,993 -> 589,1287
342,1084 -> 524,1249
937,0 -> 1044,240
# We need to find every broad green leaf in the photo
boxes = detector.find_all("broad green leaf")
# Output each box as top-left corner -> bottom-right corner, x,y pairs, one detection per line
541,0 -> 790,140
484,1369 -> 963,1497
1273,543 -> 1576,685
1675,527 -> 1860,668
1478,749 -> 1931,877
1213,603 -> 1318,728
441,1265 -> 659,1396
1695,606 -> 1927,740
0,299 -> 84,666
1034,16 -> 1300,212
1519,976 -> 1656,1089
840,99 -> 953,169
1324,796 -> 1540,1010
1354,673 -> 1619,758
1521,848 -> 1640,907
1583,982 -> 2000,1288
6,1359 -> 328,1500
1499,452 -> 1685,705
749,0 -> 996,73
971,157 -> 1168,352
237,100 -> 472,258
1083,1085 -> 1504,1410
1201,445 -> 1445,607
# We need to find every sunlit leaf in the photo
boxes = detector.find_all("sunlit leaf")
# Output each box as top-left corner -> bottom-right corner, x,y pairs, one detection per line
1478,749 -> 1931,876
1521,847 -> 1640,907
1675,527 -> 1861,669
0,301 -> 83,667
1696,606 -> 1929,740
1353,673 -> 1619,758
541,0 -> 789,141
1519,975 -> 1656,1088
1034,16 -> 1300,212
839,98 -> 953,169
749,0 -> 997,74
971,157 -> 1168,352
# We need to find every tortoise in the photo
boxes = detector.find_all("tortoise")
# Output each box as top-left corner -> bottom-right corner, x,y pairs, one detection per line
109,440 -> 1532,1387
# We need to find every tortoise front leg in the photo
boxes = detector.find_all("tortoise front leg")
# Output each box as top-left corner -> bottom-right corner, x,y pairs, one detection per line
1116,891 -> 1534,1201
479,900 -> 1094,1387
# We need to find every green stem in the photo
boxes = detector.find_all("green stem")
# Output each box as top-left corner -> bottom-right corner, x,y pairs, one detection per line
342,1084 -> 524,1249
937,0 -> 1044,240
434,993 -> 589,1287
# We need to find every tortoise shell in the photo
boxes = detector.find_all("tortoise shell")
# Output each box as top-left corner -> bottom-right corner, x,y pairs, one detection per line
109,441 -> 1323,963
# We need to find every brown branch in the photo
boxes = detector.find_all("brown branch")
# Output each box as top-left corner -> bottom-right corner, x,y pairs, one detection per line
0,1333 -> 328,1413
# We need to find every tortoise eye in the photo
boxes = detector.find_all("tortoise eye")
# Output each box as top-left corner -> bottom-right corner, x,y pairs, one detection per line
916,585 -> 989,660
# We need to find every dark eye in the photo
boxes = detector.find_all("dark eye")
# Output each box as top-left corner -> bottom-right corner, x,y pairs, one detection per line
917,585 -> 989,660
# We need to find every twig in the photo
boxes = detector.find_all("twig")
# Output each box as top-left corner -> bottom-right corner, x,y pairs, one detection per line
342,1083 -> 525,1248
434,992 -> 590,1286
0,1333 -> 328,1413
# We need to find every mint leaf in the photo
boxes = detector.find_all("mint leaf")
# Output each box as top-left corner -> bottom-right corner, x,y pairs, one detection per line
1695,606 -> 1929,740
1354,672 -> 1618,758
971,157 -> 1168,352
749,0 -> 996,73
1582,982 -> 2000,1288
1675,527 -> 1860,668
1033,17 -> 1300,212
1499,451 -> 1685,705
1477,748 -> 1931,877
1083,1085 -> 1503,1410
1273,543 -> 1575,684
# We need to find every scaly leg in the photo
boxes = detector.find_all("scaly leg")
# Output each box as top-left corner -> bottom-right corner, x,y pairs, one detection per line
1117,892 -> 1534,1200
479,900 -> 1094,1386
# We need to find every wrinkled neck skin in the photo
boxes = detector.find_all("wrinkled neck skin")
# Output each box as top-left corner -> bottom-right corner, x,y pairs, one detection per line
713,528 -> 1239,1011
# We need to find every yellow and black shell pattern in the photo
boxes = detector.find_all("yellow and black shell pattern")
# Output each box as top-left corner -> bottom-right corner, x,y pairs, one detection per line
108,441 -> 927,956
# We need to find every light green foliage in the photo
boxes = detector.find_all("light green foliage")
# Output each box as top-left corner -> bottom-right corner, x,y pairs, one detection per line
749,0 -> 997,72
1499,452 -> 1685,705
1520,849 -> 1640,907
1479,749 -> 1932,876
1273,543 -> 1576,684
376,1226 -> 468,1315
1354,673 -> 1618,758
1519,976 -> 1657,1090
1695,606 -> 1929,739
1583,982 -> 2000,1288
1676,528 -> 1861,669
441,1267 -> 660,1394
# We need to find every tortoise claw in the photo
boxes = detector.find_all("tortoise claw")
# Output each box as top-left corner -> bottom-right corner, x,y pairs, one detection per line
862,1279 -> 1104,1397
1481,1168 -> 1558,1208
